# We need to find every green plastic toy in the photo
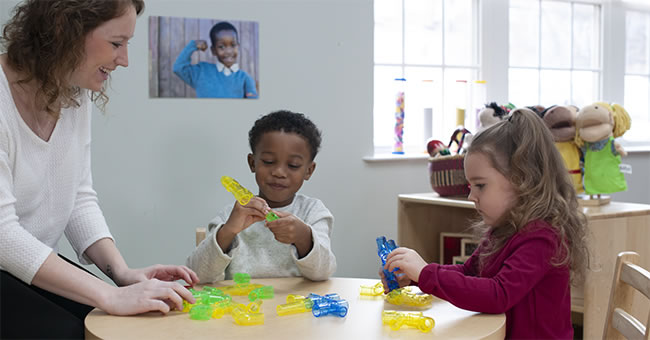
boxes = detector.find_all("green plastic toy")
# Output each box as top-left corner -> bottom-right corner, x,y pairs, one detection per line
248,285 -> 274,301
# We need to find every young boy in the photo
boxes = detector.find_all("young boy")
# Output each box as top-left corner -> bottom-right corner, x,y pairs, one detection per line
187,110 -> 336,282
173,21 -> 257,98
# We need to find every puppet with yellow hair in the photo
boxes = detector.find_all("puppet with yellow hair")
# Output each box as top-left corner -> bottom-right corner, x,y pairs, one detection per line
574,102 -> 631,196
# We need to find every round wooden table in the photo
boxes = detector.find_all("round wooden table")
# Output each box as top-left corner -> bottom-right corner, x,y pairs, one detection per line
85,277 -> 505,339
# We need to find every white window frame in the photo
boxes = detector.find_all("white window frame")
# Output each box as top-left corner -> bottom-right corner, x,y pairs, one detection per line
372,0 -> 481,156
508,0 -> 602,108
620,2 -> 650,148
369,0 -> 650,160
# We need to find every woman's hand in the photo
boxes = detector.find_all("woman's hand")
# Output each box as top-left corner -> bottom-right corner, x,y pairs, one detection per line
384,247 -> 428,283
113,265 -> 199,287
100,279 -> 196,315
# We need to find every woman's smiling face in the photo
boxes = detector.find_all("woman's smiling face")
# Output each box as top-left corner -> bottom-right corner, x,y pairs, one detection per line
69,5 -> 136,91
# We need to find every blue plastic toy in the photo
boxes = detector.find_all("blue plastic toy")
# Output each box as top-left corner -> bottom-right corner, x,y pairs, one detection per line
377,236 -> 400,291
308,293 -> 349,318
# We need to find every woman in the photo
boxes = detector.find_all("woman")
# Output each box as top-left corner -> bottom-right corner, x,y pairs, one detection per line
0,1 -> 199,338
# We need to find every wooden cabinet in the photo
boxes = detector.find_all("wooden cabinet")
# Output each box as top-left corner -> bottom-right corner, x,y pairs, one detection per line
397,192 -> 650,340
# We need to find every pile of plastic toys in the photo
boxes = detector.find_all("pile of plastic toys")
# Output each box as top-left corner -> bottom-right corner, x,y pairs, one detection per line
183,272 -> 349,326
183,273 -> 273,325
363,236 -> 436,333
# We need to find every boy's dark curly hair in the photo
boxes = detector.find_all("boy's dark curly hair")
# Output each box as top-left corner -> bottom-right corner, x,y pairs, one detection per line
209,21 -> 238,46
248,110 -> 322,161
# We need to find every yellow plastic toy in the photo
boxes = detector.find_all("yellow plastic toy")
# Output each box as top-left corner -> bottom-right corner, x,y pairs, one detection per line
220,283 -> 264,296
276,295 -> 313,316
221,176 -> 254,205
286,294 -> 306,303
247,300 -> 263,313
231,304 -> 265,326
385,286 -> 433,307
382,310 -> 435,333
211,301 -> 233,319
221,176 -> 279,222
359,282 -> 384,296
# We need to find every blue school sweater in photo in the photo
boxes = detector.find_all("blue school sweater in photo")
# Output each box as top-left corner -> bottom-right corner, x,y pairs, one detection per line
173,40 -> 258,98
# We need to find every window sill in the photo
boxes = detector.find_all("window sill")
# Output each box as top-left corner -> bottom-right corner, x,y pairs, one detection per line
623,145 -> 650,153
363,144 -> 650,163
362,153 -> 430,163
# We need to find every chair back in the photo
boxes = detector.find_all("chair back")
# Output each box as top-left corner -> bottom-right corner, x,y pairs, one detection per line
196,227 -> 206,246
603,251 -> 650,340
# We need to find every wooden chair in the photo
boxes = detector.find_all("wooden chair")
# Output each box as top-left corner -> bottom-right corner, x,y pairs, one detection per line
603,251 -> 650,340
196,227 -> 206,246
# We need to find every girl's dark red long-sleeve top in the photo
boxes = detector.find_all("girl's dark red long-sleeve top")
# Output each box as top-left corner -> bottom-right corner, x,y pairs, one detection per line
417,220 -> 573,339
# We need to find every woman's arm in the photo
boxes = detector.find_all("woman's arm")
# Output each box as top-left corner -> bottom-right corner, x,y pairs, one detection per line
32,252 -> 196,315
83,238 -> 129,284
31,252 -> 114,308
84,238 -> 199,287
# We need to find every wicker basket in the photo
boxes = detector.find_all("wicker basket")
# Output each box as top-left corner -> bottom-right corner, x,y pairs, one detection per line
428,154 -> 470,197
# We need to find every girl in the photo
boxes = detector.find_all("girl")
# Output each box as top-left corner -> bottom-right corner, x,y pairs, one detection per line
383,108 -> 589,339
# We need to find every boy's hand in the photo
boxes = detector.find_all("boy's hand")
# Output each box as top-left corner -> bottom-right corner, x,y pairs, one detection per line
195,40 -> 208,51
223,197 -> 269,234
384,247 -> 428,283
216,197 -> 269,252
265,211 -> 313,258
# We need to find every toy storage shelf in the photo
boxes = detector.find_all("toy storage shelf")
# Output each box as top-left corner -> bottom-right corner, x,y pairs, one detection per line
397,192 -> 650,340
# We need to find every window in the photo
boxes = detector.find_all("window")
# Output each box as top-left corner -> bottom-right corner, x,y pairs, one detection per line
624,10 -> 650,142
373,0 -> 480,155
372,0 -> 650,157
508,0 -> 601,109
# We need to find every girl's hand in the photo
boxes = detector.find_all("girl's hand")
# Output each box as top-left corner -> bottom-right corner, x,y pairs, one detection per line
265,211 -> 313,257
114,265 -> 199,287
100,279 -> 196,316
378,268 -> 412,294
222,197 -> 269,235
384,247 -> 428,283
195,39 -> 208,51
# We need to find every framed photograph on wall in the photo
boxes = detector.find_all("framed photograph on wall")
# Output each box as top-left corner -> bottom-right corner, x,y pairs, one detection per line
149,16 -> 259,99
461,238 -> 479,257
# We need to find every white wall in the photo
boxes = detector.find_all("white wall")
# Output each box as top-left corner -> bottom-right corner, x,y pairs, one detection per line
2,0 -> 649,285
610,152 -> 650,203
1,0 -> 428,282
87,0 -> 432,281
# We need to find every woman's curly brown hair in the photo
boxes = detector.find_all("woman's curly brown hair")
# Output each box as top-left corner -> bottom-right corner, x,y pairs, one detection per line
1,0 -> 145,118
